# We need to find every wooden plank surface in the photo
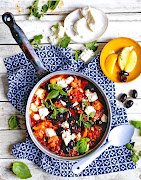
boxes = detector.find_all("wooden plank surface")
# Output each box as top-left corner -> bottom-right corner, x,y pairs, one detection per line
0,0 -> 141,179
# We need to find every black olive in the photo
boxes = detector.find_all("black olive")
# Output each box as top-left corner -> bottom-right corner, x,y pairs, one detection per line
56,127 -> 64,136
53,94 -> 63,102
84,83 -> 95,92
68,140 -> 76,149
46,114 -> 53,120
121,75 -> 127,82
62,95 -> 69,101
56,113 -> 64,121
70,123 -> 80,133
125,100 -> 133,108
66,101 -> 74,109
61,143 -> 71,154
96,120 -> 102,125
119,71 -> 129,76
120,93 -> 127,103
131,90 -> 138,98
63,111 -> 71,119
62,87 -> 69,93
52,120 -> 62,127
45,82 -> 51,92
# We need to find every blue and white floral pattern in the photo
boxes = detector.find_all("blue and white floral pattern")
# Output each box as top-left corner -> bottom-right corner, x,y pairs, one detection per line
4,46 -> 135,177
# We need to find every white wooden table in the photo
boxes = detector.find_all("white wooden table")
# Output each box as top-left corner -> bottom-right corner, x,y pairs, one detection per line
0,0 -> 141,179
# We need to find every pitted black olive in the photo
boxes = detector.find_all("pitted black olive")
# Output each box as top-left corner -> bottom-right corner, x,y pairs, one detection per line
120,93 -> 127,103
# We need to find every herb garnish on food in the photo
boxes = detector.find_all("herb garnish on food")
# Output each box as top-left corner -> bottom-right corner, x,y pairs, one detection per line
60,36 -> 71,48
78,113 -> 95,128
76,137 -> 90,154
29,34 -> 43,49
12,161 -> 32,179
9,115 -> 18,130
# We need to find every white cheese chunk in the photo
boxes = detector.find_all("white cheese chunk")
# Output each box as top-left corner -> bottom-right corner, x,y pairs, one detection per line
56,25 -> 65,38
35,88 -> 45,99
81,7 -> 95,31
45,128 -> 56,137
60,100 -> 66,106
61,121 -> 69,129
76,132 -> 81,141
73,101 -> 79,107
39,107 -> 49,119
85,106 -> 96,115
65,76 -> 74,84
33,114 -> 40,120
30,103 -> 38,112
57,79 -> 68,88
62,130 -> 76,146
48,35 -> 59,46
101,114 -> 107,122
85,89 -> 98,102
80,49 -> 95,62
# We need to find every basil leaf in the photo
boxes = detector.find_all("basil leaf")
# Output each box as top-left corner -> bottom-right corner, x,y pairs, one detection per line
77,114 -> 82,126
139,151 -> 141,156
89,111 -> 95,118
47,90 -> 59,99
29,34 -> 43,49
9,115 -> 18,130
41,4 -> 48,16
58,107 -> 68,113
75,53 -> 79,61
12,161 -> 32,179
130,154 -> 139,163
51,109 -> 58,119
43,100 -> 49,108
60,36 -> 71,48
83,100 -> 88,107
130,121 -> 141,129
76,137 -> 90,155
48,0 -> 60,10
84,122 -> 91,128
59,89 -> 68,96
85,40 -> 98,51
48,84 -> 62,90
126,142 -> 135,150
89,120 -> 94,125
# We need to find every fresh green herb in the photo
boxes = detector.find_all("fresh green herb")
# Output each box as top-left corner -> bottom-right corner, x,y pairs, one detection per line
89,120 -> 94,125
58,107 -> 68,113
77,113 -> 94,128
130,154 -> 139,163
42,100 -> 49,108
76,137 -> 90,154
59,89 -> 68,96
77,114 -> 83,126
53,24 -> 59,28
130,121 -> 141,129
9,115 -> 18,130
27,0 -> 41,20
83,121 -> 91,128
12,161 -> 32,179
74,50 -> 82,61
51,108 -> 59,119
29,34 -> 43,49
48,84 -> 68,96
41,4 -> 48,16
139,151 -> 141,156
47,90 -> 59,99
60,36 -> 71,48
85,40 -> 98,51
48,0 -> 60,10
83,100 -> 88,107
126,142 -> 135,150
89,111 -> 95,118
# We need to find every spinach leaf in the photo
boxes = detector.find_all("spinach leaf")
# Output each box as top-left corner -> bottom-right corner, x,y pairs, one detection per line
29,34 -> 43,49
41,4 -> 48,16
48,84 -> 62,90
76,137 -> 90,154
9,115 -> 18,130
130,154 -> 139,163
58,107 -> 68,113
60,36 -> 71,48
130,120 -> 141,129
126,142 -> 135,150
48,0 -> 60,10
42,100 -> 49,108
47,90 -> 59,99
27,0 -> 41,19
85,40 -> 98,51
12,161 -> 32,179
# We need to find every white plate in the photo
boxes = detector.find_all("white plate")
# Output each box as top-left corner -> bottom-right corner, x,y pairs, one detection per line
64,8 -> 108,43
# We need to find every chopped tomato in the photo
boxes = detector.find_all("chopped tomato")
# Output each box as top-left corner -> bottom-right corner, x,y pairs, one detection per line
92,100 -> 103,110
70,88 -> 84,102
71,77 -> 81,88
54,101 -> 64,108
91,109 -> 104,121
48,136 -> 58,147
87,125 -> 102,141
81,80 -> 88,89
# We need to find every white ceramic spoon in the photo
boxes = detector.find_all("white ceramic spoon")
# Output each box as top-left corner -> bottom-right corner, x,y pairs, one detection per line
72,124 -> 134,174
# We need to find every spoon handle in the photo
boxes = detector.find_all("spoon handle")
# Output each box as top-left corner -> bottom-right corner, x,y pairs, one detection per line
72,141 -> 112,174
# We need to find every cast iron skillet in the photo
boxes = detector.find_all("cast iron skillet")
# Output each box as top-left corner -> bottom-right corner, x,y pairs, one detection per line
2,12 -> 111,160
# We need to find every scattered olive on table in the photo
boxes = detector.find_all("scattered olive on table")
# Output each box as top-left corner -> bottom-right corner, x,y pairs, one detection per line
131,89 -> 138,98
120,93 -> 127,103
125,100 -> 134,108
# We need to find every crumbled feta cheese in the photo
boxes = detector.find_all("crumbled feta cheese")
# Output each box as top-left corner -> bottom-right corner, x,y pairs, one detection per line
80,49 -> 95,62
61,121 -> 69,129
85,106 -> 96,115
62,130 -> 76,146
76,132 -> 81,141
39,107 -> 49,119
60,100 -> 66,106
35,88 -> 45,99
81,7 -> 95,31
101,114 -> 107,122
73,17 -> 89,37
85,89 -> 98,102
65,76 -> 74,84
57,79 -> 68,88
30,103 -> 38,112
33,114 -> 40,120
45,128 -> 56,137
56,25 -> 65,38
48,35 -> 59,46
73,101 -> 79,107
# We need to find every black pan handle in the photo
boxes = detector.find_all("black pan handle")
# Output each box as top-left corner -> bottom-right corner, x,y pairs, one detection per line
2,12 -> 48,79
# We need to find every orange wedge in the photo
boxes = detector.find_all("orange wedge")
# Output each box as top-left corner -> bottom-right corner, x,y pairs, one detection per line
124,50 -> 137,72
105,53 -> 118,74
